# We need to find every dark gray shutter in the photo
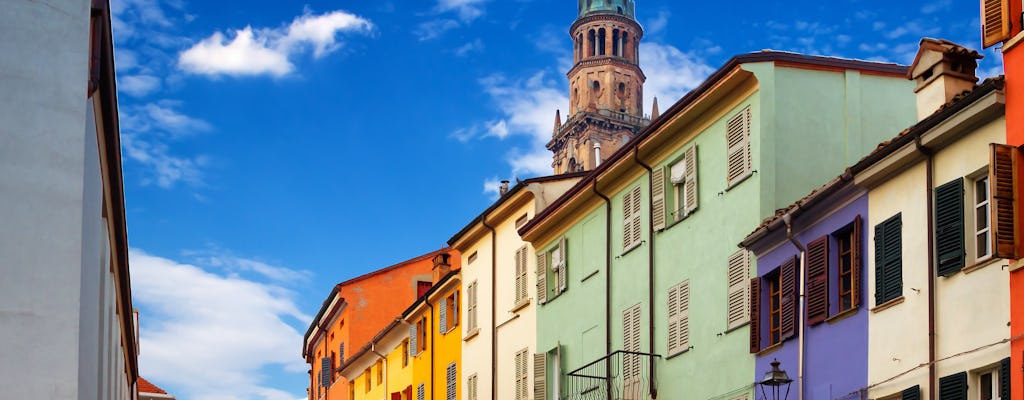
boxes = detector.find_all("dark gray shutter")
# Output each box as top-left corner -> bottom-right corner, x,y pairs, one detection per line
439,297 -> 448,333
935,178 -> 965,276
806,236 -> 829,325
875,214 -> 903,304
780,256 -> 798,341
447,363 -> 457,400
321,357 -> 331,387
410,323 -> 418,356
938,371 -> 967,400
418,383 -> 426,400
339,342 -> 345,364
1000,357 -> 1011,400
902,385 -> 920,400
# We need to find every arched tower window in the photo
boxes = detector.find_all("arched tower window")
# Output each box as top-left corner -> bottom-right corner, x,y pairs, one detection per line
598,28 -> 606,55
617,6 -> 623,14
612,29 -> 620,57
577,33 -> 583,62
622,32 -> 630,60
588,29 -> 596,57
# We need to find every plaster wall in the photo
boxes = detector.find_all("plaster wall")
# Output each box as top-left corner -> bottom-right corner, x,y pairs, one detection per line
460,232 -> 493,398
1004,42 -> 1024,400
494,202 -> 538,400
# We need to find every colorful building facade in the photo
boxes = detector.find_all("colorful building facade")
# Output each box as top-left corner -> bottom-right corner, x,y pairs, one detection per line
520,51 -> 917,400
404,256 -> 463,400
338,319 -> 414,400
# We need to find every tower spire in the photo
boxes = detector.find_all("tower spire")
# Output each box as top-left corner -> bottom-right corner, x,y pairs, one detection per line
553,109 -> 561,137
651,97 -> 660,120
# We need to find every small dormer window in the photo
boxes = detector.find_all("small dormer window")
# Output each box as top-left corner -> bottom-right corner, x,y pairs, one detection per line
921,68 -> 933,81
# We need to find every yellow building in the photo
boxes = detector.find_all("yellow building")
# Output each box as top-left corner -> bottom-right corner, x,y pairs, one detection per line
338,318 -> 414,400
406,256 -> 462,400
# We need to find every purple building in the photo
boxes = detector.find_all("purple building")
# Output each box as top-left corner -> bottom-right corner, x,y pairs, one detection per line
740,181 -> 869,400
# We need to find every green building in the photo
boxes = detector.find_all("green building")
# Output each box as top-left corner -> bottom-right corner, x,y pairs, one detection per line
520,52 -> 917,399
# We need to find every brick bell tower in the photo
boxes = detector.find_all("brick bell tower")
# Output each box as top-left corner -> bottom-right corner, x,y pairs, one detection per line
549,0 -> 650,174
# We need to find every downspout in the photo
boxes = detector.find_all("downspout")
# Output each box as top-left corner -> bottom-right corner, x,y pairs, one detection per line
482,216 -> 499,400
782,213 -> 806,400
914,134 -> 936,400
371,345 -> 388,398
429,302 -> 436,400
592,179 -> 613,400
633,147 -> 658,398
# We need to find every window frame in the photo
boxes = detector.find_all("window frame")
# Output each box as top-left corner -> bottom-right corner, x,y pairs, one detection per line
972,172 -> 993,263
767,270 -> 782,346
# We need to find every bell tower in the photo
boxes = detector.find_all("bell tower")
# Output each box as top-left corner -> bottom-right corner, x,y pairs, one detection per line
549,0 -> 649,174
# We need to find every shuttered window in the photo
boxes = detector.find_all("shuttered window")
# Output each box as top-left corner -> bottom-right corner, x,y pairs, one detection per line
726,106 -> 752,186
667,280 -> 690,355
681,145 -> 698,217
533,353 -> 547,400
990,143 -> 1020,259
320,357 -> 331,387
550,238 -> 567,294
875,214 -> 903,305
409,323 -> 418,357
468,281 -> 478,331
727,250 -> 750,329
623,186 -> 643,250
806,236 -> 829,325
982,0 -> 1012,48
938,371 -> 967,400
339,342 -> 345,364
515,349 -> 529,400
515,246 -> 529,304
779,256 -> 799,342
1000,357 -> 1011,400
439,297 -> 448,334
749,277 -> 761,353
467,374 -> 478,400
446,363 -> 457,400
622,304 -> 642,388
536,252 -> 548,304
902,385 -> 920,400
935,178 -> 965,276
837,216 -> 863,313
652,165 -> 667,231
417,383 -> 425,400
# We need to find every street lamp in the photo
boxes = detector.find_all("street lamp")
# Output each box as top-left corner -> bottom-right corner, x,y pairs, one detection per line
757,359 -> 793,400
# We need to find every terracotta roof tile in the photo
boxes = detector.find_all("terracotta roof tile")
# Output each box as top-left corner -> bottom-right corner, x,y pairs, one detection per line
138,376 -> 168,395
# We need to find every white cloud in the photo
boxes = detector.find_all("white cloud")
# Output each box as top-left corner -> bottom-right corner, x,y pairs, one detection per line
454,39 -> 485,56
646,10 -> 670,36
123,101 -> 211,137
120,102 -> 211,188
922,0 -> 952,14
179,9 -> 373,78
482,176 -> 502,199
639,43 -> 714,114
435,0 -> 487,22
415,19 -> 461,41
131,249 -> 311,400
119,75 -> 161,97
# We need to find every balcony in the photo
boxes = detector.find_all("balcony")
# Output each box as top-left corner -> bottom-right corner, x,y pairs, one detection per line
564,350 -> 661,400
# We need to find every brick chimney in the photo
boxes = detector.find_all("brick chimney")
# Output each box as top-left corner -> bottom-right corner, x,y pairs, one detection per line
907,38 -> 983,120
431,252 -> 452,283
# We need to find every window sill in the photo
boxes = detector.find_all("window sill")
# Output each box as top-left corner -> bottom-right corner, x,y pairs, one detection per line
660,211 -> 693,233
443,326 -> 459,335
1011,258 -> 1024,272
510,298 -> 531,313
825,306 -> 860,325
723,321 -> 749,335
725,172 -> 753,192
756,342 -> 784,357
962,257 -> 1002,274
665,346 -> 691,360
581,269 -> 600,283
870,296 -> 905,313
463,328 -> 480,342
621,241 -> 643,257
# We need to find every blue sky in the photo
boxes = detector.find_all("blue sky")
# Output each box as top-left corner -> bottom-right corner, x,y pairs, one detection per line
112,0 -> 998,398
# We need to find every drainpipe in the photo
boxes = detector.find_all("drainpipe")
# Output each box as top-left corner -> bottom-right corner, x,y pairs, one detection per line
633,147 -> 658,398
782,213 -> 806,400
371,345 -> 388,398
592,179 -> 613,400
429,302 -> 435,400
914,134 -> 936,400
482,216 -> 499,400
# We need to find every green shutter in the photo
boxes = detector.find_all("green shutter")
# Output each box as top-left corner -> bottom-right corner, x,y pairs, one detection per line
938,371 -> 967,400
1000,357 -> 1011,400
934,178 -> 965,276
875,214 -> 903,304
902,385 -> 920,400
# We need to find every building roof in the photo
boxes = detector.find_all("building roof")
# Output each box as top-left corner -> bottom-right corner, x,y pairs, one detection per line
138,377 -> 168,394
740,75 -> 1005,247
519,51 -> 910,239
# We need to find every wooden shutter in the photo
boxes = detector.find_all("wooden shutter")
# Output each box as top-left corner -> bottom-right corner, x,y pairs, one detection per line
852,215 -> 863,308
684,144 -> 699,215
533,353 -> 547,400
652,166 -> 667,231
439,297 -> 448,333
875,214 -> 903,305
447,363 -> 457,400
557,237 -> 567,292
749,277 -> 761,353
938,371 -> 967,400
902,385 -> 921,400
409,323 -> 418,356
321,357 -> 331,387
537,252 -> 548,304
667,281 -> 689,355
935,178 -> 965,276
623,189 -> 634,249
806,236 -> 830,325
727,250 -> 750,329
990,143 -> 1021,259
726,107 -> 752,185
1000,357 -> 1011,400
982,0 -> 1012,48
780,256 -> 798,341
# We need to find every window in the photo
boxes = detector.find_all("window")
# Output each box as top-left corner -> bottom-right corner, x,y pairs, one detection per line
835,217 -> 863,313
330,351 -> 337,382
935,178 -> 966,275
514,246 -> 529,306
939,371 -> 967,400
446,363 -> 457,400
974,175 -> 992,261
974,359 -> 1011,400
515,349 -> 529,400
726,250 -> 750,329
468,251 -> 478,264
402,340 -> 409,366
538,237 -> 567,304
376,360 -> 383,384
365,369 -> 371,392
667,280 -> 690,355
622,185 -> 642,250
515,213 -> 529,229
768,270 -> 782,345
749,256 -> 798,351
653,145 -> 698,230
417,383 -> 425,400
622,305 -> 642,392
467,281 -> 478,331
467,374 -> 478,400
439,290 -> 459,334
989,144 -> 1021,259
409,316 -> 427,355
875,214 -> 903,305
725,106 -> 752,186
806,217 -> 863,325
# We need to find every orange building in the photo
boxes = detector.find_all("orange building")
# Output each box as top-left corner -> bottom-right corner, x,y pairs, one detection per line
982,2 -> 1024,400
304,248 -> 460,400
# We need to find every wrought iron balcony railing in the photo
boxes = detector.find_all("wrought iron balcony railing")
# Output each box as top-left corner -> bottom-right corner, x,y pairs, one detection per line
564,350 -> 661,400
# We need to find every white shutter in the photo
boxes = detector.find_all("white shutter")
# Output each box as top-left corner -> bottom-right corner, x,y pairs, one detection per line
557,237 -> 567,292
447,363 -> 457,400
622,189 -> 633,250
727,250 -> 750,329
439,297 -> 448,333
631,186 -> 642,247
536,252 -> 548,304
683,145 -> 698,215
409,323 -> 418,356
652,166 -> 666,231
533,352 -> 547,400
667,281 -> 690,355
469,374 -> 478,400
468,282 -> 478,330
515,246 -> 528,303
622,305 -> 642,392
726,107 -> 752,185
667,284 -> 679,354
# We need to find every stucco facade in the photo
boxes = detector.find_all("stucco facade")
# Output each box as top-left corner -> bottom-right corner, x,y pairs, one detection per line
405,269 -> 462,400
339,319 -> 413,400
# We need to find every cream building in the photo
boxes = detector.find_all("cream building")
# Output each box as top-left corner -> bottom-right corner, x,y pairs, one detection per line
856,40 -> 1011,400
448,175 -> 583,400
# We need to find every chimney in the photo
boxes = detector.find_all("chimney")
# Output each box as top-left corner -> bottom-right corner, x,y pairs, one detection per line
431,252 -> 452,283
907,38 -> 982,120
594,142 -> 602,168
499,180 -> 510,195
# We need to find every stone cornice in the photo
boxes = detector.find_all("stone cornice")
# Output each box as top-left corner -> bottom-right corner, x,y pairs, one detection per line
567,56 -> 646,81
570,13 -> 644,38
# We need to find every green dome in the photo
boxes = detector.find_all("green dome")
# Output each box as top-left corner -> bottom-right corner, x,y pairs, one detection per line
578,0 -> 635,18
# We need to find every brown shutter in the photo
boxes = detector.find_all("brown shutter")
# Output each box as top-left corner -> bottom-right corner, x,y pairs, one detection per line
652,166 -> 666,231
852,215 -> 863,308
749,277 -> 761,353
990,143 -> 1021,259
982,0 -> 1012,48
780,256 -> 799,341
806,236 -> 829,325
